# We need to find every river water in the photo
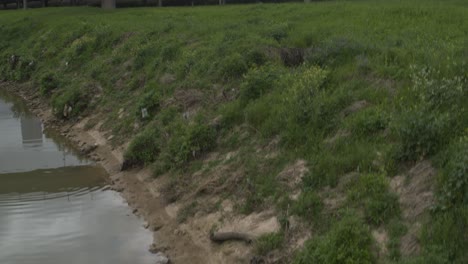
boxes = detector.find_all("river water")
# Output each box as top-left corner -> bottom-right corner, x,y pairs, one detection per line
0,91 -> 155,264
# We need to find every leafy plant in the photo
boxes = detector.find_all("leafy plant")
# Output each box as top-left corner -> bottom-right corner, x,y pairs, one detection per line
283,66 -> 328,125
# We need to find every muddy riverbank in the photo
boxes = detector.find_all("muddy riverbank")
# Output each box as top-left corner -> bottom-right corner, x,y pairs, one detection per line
0,88 -> 157,264
3,80 -> 285,264
1,82 -> 215,263
1,81 -> 275,264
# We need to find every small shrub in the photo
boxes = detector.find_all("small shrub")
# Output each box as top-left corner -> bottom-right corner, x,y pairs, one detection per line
268,22 -> 289,42
255,232 -> 284,255
294,213 -> 374,264
124,126 -> 161,165
283,66 -> 329,125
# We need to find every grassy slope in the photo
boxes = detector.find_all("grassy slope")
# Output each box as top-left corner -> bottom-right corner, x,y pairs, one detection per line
1,1 -> 467,263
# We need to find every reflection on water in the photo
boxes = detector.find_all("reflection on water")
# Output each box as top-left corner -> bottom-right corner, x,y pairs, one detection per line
0,91 -> 155,264
0,93 -> 86,173
0,168 -> 155,264
20,116 -> 43,147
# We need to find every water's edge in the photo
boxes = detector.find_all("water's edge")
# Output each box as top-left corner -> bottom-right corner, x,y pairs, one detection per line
1,82 -> 208,264
0,88 -> 158,264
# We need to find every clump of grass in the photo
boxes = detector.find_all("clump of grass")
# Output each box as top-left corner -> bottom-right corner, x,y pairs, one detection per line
347,173 -> 400,225
292,189 -> 323,222
415,207 -> 468,264
294,213 -> 374,264
163,121 -> 217,167
158,106 -> 179,126
393,66 -> 466,161
177,201 -> 198,223
245,48 -> 268,67
408,136 -> 468,263
394,109 -> 451,161
146,119 -> 217,176
387,219 -> 408,261
238,152 -> 286,214
135,88 -> 160,120
39,71 -> 60,95
305,38 -> 366,66
220,53 -> 248,79
267,22 -> 290,42
51,84 -> 89,119
345,107 -> 389,136
124,125 -> 161,166
239,65 -> 283,104
282,66 -> 329,126
255,232 -> 284,256
304,139 -> 378,189
434,136 -> 468,211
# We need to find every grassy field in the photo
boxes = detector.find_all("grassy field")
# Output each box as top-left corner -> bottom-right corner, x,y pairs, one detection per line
1,0 -> 467,263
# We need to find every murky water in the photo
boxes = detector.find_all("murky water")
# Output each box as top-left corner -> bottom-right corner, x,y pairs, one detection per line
0,91 -> 155,264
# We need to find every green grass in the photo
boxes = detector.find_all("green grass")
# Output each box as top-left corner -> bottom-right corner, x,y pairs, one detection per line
1,1 -> 467,262
255,232 -> 285,256
294,212 -> 374,264
347,173 -> 400,225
